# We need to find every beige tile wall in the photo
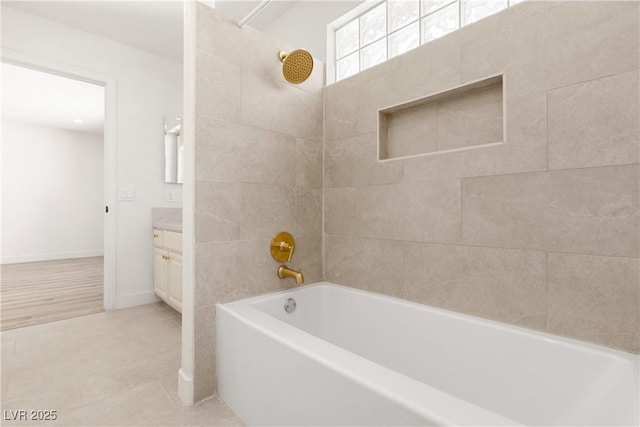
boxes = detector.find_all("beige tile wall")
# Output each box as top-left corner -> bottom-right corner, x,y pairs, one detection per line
192,1 -> 639,404
193,4 -> 324,400
324,1 -> 639,354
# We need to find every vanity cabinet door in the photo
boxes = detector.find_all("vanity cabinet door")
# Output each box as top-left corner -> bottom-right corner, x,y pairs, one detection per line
154,247 -> 169,300
168,253 -> 182,313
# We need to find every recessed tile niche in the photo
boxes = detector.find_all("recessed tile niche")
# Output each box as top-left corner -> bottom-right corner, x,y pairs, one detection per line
379,75 -> 504,160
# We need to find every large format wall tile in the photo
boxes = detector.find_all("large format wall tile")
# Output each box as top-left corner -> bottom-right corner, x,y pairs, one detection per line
296,138 -> 323,189
324,81 -> 362,142
325,237 -> 404,298
195,50 -> 241,122
393,32 -> 462,103
353,181 -> 461,243
548,71 -> 639,170
293,188 -> 322,238
325,181 -> 461,244
195,181 -> 321,243
403,242 -> 547,329
324,187 -> 358,237
292,235 -> 323,285
402,180 -> 461,243
194,181 -> 241,243
241,68 -> 323,141
462,165 -> 639,258
195,242 -> 253,306
325,133 -> 403,188
355,184 -> 405,241
239,184 -> 295,240
457,1 -> 550,87
548,253 -> 640,353
526,1 -> 639,97
195,116 -> 296,184
461,1 -> 639,98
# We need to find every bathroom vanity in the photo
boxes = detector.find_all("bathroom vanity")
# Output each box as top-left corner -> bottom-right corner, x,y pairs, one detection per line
153,228 -> 182,312
152,208 -> 183,313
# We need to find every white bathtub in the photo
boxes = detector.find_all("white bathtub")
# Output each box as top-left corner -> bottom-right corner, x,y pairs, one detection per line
216,282 -> 639,426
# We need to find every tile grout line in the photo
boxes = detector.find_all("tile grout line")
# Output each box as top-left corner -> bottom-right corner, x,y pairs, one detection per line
322,234 -> 640,260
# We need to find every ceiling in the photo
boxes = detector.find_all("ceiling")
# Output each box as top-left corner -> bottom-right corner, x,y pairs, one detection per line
1,62 -> 105,134
3,1 -> 300,63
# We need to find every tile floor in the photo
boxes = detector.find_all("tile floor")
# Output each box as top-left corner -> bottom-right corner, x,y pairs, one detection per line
1,302 -> 243,426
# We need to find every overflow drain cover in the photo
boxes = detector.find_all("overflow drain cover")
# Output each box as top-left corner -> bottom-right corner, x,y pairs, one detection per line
284,298 -> 296,314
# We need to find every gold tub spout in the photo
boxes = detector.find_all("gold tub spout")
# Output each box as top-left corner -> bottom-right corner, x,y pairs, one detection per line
277,265 -> 304,285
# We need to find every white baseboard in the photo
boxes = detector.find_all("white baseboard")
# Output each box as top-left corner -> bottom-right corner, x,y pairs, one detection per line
178,368 -> 194,406
116,290 -> 160,309
1,250 -> 104,265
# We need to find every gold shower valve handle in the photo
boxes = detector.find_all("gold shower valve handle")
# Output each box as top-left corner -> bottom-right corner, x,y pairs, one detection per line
270,231 -> 296,262
278,241 -> 292,252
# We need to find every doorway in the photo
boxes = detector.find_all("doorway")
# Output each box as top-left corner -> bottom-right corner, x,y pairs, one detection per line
1,56 -> 116,329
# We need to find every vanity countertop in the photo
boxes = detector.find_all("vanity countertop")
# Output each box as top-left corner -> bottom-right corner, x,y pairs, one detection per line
152,207 -> 182,233
153,222 -> 182,233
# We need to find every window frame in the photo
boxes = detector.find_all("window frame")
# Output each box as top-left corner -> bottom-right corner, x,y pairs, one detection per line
327,0 -> 523,85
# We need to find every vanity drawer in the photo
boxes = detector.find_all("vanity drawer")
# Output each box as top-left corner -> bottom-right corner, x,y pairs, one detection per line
163,230 -> 182,253
153,228 -> 163,247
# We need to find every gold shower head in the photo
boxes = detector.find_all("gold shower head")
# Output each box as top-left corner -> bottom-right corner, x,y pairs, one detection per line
279,49 -> 314,84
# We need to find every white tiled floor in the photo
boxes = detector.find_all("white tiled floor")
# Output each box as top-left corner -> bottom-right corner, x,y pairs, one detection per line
1,302 -> 242,426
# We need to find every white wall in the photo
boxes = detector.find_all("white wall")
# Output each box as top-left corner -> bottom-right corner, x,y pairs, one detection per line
1,121 -> 103,263
1,6 -> 183,308
260,1 -> 362,61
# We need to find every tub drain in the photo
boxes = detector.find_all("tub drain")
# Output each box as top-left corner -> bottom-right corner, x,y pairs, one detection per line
284,298 -> 296,313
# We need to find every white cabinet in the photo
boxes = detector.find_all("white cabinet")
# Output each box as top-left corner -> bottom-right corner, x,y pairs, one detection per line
154,247 -> 169,300
168,253 -> 182,310
153,228 -> 182,313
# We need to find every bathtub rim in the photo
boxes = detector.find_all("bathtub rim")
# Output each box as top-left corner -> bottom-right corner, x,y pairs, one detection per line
222,281 -> 639,362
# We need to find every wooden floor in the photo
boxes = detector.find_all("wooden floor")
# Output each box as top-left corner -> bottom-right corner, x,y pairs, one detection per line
0,257 -> 104,331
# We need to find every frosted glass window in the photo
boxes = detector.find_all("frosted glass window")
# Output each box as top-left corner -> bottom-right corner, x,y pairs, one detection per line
361,38 -> 387,70
461,0 -> 507,25
389,21 -> 419,58
336,19 -> 359,59
421,2 -> 459,43
337,51 -> 360,80
421,0 -> 456,16
360,2 -> 387,45
332,0 -> 523,82
388,0 -> 419,32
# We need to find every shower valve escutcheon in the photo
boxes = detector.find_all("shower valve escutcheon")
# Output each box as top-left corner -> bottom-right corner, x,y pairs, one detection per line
270,231 -> 296,262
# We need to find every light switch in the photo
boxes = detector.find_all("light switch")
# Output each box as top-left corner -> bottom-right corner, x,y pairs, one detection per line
118,188 -> 136,201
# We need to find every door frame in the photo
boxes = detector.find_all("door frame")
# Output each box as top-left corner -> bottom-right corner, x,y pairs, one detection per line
2,48 -> 117,310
